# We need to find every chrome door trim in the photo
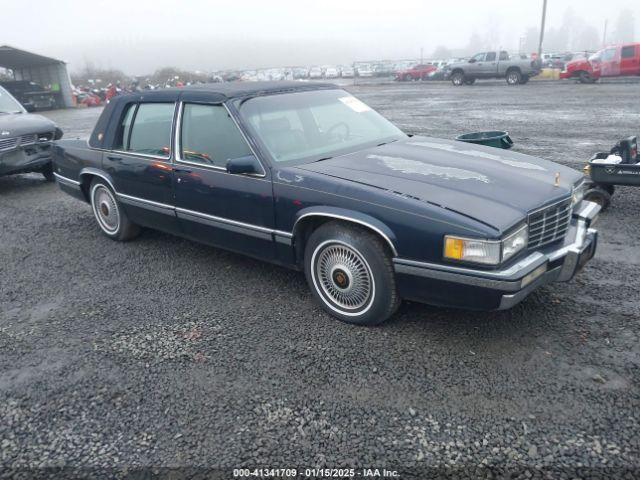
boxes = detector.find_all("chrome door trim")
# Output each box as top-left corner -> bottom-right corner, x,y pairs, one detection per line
53,172 -> 81,187
176,207 -> 273,240
116,192 -> 175,215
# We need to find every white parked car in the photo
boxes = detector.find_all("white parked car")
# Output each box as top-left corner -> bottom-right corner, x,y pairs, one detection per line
324,67 -> 339,78
357,66 -> 374,77
308,67 -> 323,79
341,66 -> 355,78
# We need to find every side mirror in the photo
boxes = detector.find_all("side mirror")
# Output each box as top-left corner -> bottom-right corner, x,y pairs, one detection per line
226,155 -> 262,175
468,58 -> 476,63
54,127 -> 64,140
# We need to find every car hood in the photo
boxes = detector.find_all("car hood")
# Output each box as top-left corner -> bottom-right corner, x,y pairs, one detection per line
0,112 -> 57,136
294,136 -> 582,232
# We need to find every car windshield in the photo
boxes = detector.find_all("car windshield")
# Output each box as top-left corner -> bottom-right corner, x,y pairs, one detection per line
0,86 -> 25,114
236,89 -> 406,165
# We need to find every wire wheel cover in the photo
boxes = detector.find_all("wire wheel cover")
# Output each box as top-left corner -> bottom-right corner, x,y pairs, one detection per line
93,186 -> 120,233
315,243 -> 373,311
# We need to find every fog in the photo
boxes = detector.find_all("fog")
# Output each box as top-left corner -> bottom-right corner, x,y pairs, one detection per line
2,0 -> 638,74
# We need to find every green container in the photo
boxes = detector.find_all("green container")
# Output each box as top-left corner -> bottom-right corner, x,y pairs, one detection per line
456,131 -> 514,149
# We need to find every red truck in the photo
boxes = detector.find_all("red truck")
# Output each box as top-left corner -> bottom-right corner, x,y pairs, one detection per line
560,43 -> 640,83
394,64 -> 437,81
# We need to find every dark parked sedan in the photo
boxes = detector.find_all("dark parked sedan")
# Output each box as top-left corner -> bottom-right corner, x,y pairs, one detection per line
52,82 -> 599,325
0,85 -> 62,181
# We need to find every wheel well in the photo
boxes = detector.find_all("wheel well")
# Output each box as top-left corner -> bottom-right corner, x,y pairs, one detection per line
506,66 -> 521,75
79,173 -> 96,202
292,216 -> 396,267
451,68 -> 464,76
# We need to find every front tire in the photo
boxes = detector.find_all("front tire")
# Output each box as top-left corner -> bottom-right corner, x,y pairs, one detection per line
90,179 -> 141,241
579,71 -> 597,84
304,222 -> 400,325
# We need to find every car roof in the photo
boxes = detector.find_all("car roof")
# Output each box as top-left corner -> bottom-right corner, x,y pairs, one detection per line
116,81 -> 338,104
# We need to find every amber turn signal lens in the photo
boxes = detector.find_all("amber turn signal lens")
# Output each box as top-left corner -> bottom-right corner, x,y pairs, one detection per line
444,237 -> 464,260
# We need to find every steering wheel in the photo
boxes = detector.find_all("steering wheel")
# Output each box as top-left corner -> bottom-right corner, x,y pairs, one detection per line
325,122 -> 350,142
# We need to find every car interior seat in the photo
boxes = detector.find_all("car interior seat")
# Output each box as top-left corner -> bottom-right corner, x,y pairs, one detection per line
259,117 -> 307,159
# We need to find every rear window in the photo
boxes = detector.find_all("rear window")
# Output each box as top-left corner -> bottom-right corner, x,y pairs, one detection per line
114,102 -> 175,158
621,45 -> 636,58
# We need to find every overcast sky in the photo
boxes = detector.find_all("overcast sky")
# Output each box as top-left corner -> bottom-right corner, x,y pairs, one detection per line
2,0 -> 638,74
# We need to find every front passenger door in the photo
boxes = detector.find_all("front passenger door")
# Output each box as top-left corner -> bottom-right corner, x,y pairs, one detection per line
173,101 -> 276,260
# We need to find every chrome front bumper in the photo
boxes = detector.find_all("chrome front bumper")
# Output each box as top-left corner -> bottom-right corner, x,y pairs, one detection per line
393,201 -> 600,310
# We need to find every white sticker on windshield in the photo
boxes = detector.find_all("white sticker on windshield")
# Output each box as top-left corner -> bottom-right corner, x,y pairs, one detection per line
339,96 -> 371,113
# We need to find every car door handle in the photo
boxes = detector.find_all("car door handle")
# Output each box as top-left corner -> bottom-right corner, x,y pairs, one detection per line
107,155 -> 122,162
173,167 -> 192,174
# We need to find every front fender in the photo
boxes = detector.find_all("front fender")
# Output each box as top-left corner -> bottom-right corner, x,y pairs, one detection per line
292,206 -> 399,256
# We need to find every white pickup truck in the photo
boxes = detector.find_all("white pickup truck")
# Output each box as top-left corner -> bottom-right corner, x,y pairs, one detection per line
445,51 -> 541,86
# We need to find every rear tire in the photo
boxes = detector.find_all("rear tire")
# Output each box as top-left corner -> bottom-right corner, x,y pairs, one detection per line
584,186 -> 611,211
90,178 -> 141,241
451,72 -> 465,86
404,74 -> 412,82
519,75 -> 530,84
506,69 -> 522,85
304,222 -> 400,326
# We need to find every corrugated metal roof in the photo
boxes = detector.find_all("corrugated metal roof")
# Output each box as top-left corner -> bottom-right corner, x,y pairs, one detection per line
0,45 -> 65,69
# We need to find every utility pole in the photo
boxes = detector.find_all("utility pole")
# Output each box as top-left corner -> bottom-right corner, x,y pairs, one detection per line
420,47 -> 424,64
538,0 -> 548,58
602,19 -> 608,47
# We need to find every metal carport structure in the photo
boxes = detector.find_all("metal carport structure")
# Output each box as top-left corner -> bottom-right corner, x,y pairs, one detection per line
0,45 -> 73,108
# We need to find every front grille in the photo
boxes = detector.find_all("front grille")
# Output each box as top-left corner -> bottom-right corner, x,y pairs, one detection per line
528,198 -> 572,249
19,133 -> 37,146
0,137 -> 18,151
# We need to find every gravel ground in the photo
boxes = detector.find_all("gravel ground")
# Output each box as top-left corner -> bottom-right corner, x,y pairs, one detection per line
1,81 -> 639,479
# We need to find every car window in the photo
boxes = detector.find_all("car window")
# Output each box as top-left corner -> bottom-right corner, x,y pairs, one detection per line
472,53 -> 485,62
116,103 -> 174,157
0,86 -> 25,113
621,45 -> 636,58
238,89 -> 406,164
499,51 -> 509,61
114,103 -> 136,152
485,52 -> 496,61
180,104 -> 252,168
602,48 -> 616,61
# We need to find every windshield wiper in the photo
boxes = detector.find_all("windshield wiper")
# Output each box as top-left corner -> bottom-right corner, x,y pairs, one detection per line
313,156 -> 334,163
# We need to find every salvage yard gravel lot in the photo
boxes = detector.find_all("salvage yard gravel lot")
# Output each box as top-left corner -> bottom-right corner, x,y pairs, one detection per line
1,80 -> 639,478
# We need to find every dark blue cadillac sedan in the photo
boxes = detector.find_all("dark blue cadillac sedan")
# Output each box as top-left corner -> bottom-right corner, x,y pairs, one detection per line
52,82 -> 599,325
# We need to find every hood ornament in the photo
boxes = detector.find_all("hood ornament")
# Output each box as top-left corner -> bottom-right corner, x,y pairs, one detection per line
554,172 -> 560,187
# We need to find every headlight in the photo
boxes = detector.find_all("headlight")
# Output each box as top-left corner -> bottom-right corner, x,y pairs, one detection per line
572,181 -> 586,206
444,225 -> 528,266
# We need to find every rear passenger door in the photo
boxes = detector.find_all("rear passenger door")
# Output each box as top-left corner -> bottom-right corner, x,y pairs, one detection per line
172,100 -> 276,259
103,101 -> 179,233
